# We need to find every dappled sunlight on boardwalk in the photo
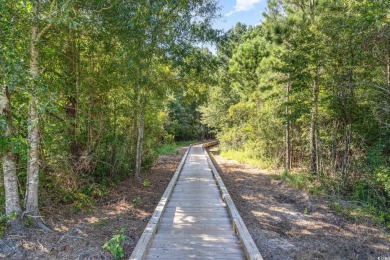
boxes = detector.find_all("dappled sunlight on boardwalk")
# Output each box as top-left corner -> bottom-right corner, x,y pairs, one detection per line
145,145 -> 246,259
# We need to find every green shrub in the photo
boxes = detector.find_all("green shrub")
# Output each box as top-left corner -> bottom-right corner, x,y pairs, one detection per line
132,196 -> 142,208
102,228 -> 126,259
0,212 -> 18,237
143,178 -> 151,187
73,193 -> 94,213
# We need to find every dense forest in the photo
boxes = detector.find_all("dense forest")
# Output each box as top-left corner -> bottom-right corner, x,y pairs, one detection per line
0,0 -> 218,228
201,0 -> 390,225
1,0 -> 389,233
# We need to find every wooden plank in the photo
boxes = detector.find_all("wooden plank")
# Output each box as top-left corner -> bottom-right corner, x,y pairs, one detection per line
168,199 -> 223,204
146,254 -> 244,260
165,207 -> 227,213
158,223 -> 233,230
151,237 -> 239,243
129,145 -> 192,260
155,232 -> 238,240
160,218 -> 231,225
150,241 -> 242,248
204,146 -> 263,260
168,194 -> 222,198
203,140 -> 219,148
160,218 -> 231,224
168,195 -> 222,199
136,144 -> 247,260
166,202 -> 226,207
147,246 -> 244,255
162,212 -> 229,219
146,256 -> 242,260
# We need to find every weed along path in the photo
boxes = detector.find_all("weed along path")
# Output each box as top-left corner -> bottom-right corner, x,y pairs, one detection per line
1,147 -> 188,259
131,144 -> 262,259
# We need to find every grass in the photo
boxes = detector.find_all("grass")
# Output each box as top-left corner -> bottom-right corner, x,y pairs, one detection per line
92,219 -> 107,227
271,170 -> 314,190
154,140 -> 197,156
219,148 -> 390,228
219,149 -> 323,194
219,149 -> 274,169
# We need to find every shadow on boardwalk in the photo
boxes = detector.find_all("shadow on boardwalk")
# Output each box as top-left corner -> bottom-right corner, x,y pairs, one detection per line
143,145 -> 246,259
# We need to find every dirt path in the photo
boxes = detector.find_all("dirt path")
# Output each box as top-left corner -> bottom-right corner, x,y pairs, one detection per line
210,148 -> 390,260
1,147 -> 187,259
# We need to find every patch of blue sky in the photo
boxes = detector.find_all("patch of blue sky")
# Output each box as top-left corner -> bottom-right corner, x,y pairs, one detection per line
197,0 -> 268,54
214,0 -> 268,31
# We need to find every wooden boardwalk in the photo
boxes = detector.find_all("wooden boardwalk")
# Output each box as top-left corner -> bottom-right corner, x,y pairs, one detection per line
130,144 -> 262,260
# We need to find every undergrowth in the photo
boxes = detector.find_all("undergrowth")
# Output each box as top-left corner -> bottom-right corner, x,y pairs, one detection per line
219,149 -> 274,169
275,171 -> 390,228
154,140 -> 195,156
102,228 -> 126,259
0,212 -> 18,237
219,148 -> 390,229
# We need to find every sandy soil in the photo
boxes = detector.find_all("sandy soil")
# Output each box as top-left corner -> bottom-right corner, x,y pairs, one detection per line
0,147 -> 187,259
209,147 -> 390,260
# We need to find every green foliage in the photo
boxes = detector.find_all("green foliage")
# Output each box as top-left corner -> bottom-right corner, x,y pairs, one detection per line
0,215 -> 8,238
201,0 -> 390,227
23,215 -> 34,227
0,212 -> 18,237
102,228 -> 126,260
347,144 -> 390,226
92,219 -> 107,228
220,149 -> 273,169
165,92 -> 205,141
143,178 -> 151,187
271,170 -> 313,190
73,193 -> 94,213
132,197 -> 142,208
154,144 -> 180,156
1,0 -> 219,218
154,141 -> 194,156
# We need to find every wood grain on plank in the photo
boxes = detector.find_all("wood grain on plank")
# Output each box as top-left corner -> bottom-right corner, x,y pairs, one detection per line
143,145 -> 246,260
132,143 -> 260,260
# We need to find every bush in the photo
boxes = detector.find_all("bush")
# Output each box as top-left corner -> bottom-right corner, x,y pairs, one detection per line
102,228 -> 126,260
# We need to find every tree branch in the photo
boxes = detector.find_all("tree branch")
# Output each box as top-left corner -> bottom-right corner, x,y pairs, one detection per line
92,5 -> 112,14
36,0 -> 56,41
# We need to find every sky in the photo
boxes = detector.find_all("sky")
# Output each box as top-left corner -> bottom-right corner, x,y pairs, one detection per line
213,0 -> 268,31
203,0 -> 267,53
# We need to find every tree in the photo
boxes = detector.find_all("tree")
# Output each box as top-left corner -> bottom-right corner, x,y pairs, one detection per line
106,0 -> 219,178
25,0 -> 57,219
0,1 -> 27,218
200,0 -> 390,222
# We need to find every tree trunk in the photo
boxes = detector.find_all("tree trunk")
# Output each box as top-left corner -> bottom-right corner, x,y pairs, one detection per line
387,39 -> 390,90
25,5 -> 41,216
26,98 -> 40,216
341,123 -> 351,183
65,31 -> 80,167
1,85 -> 21,216
340,66 -> 355,185
135,86 -> 145,179
285,81 -> 291,171
310,73 -> 319,175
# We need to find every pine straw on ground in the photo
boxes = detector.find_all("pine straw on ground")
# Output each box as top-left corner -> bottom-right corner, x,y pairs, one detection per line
1,147 -> 187,259
209,147 -> 390,260
3,145 -> 389,259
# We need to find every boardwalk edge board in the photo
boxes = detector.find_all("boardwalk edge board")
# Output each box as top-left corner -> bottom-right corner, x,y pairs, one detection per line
203,142 -> 264,260
129,145 -> 192,260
